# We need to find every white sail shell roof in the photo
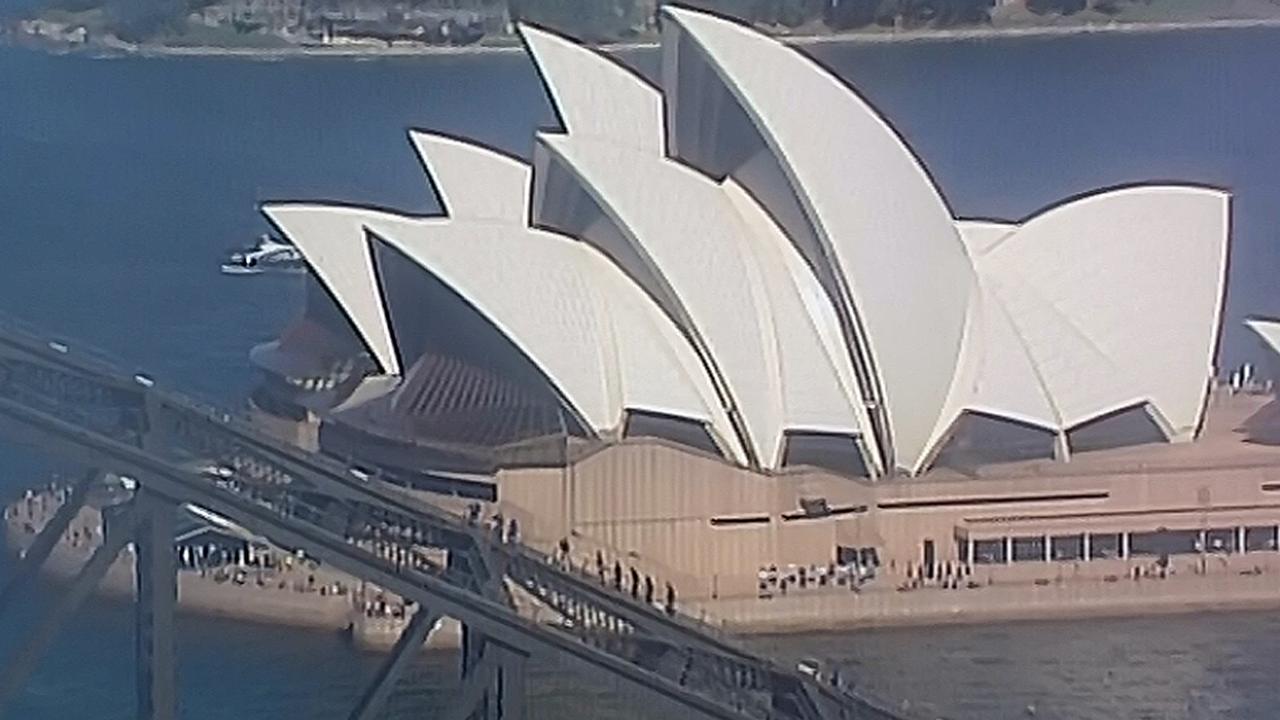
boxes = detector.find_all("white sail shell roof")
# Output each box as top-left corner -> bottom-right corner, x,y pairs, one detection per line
264,138 -> 745,464
1246,317 -> 1280,357
968,186 -> 1229,438
524,25 -> 878,472
409,132 -> 531,222
662,7 -> 975,473
265,9 -> 1232,478
520,27 -> 663,153
263,204 -> 401,377
934,186 -> 1230,455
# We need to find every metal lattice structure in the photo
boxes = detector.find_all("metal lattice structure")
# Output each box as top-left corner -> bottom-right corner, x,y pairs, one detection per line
0,316 -> 907,720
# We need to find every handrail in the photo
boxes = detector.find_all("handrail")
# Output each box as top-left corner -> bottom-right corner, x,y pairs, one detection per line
0,315 -> 910,720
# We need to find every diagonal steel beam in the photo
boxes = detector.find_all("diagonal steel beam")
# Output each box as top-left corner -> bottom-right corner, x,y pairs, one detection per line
0,393 -> 810,720
0,468 -> 99,615
134,491 -> 177,720
444,642 -> 501,720
0,504 -> 136,717
348,605 -> 443,720
497,644 -> 528,720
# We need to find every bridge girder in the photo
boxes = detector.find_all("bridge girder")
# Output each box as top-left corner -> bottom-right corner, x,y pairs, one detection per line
0,319 -> 906,720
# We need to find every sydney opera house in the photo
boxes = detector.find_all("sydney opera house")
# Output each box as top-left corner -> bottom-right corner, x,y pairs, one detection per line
247,7 -> 1280,613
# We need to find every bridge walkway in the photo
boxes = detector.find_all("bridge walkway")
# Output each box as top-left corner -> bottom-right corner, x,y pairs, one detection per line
0,317 -> 907,720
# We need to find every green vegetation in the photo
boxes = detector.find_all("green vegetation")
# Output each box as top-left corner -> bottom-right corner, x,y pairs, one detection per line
37,0 -> 194,42
10,0 -> 1280,49
506,0 -> 1004,35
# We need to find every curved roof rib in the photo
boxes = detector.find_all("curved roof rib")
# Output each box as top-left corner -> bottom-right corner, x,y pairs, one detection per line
955,220 -> 1016,257
268,136 -> 746,465
964,185 -> 1230,444
263,204 -> 401,377
661,7 -> 975,473
522,24 -> 880,474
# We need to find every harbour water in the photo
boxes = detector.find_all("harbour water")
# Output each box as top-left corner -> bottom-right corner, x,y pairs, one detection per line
2,26 -> 1280,719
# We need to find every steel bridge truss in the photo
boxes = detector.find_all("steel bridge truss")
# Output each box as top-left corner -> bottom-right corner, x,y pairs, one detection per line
0,317 -> 905,720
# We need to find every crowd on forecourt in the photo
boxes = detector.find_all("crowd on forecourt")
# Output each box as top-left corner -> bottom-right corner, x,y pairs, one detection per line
5,482 -> 421,622
466,502 -> 680,616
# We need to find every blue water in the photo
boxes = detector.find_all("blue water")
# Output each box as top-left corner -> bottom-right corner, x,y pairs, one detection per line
0,27 -> 1279,719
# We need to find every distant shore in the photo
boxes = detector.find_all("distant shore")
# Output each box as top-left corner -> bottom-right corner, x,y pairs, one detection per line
10,15 -> 1280,60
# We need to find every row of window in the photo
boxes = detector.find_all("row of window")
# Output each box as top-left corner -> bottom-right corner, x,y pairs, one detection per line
966,526 -> 1280,564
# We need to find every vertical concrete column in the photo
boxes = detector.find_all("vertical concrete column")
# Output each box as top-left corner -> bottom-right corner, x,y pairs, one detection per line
1004,536 -> 1013,564
1120,532 -> 1130,559
966,538 -> 975,568
1082,533 -> 1092,562
1044,535 -> 1052,562
134,491 -> 177,720
1237,526 -> 1246,554
1198,529 -> 1207,553
1053,432 -> 1071,462
498,648 -> 528,720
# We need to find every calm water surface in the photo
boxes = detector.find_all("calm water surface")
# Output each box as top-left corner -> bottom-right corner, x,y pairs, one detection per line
1,27 -> 1280,719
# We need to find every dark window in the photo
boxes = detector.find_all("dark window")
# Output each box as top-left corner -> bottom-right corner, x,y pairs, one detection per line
623,410 -> 722,457
1205,528 -> 1237,554
973,539 -> 1006,564
930,411 -> 1057,471
1068,403 -> 1168,454
1011,536 -> 1045,562
1089,533 -> 1122,559
1050,534 -> 1084,561
710,515 -> 770,527
780,431 -> 870,478
878,490 -> 1107,511
1129,529 -> 1200,557
1245,526 -> 1278,552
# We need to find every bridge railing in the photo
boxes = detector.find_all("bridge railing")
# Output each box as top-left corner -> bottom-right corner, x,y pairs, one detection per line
0,315 -> 911,720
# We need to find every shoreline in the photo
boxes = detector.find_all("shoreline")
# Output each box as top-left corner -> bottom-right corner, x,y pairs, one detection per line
696,569 -> 1280,635
2,488 -> 464,651
8,16 -> 1280,60
11,485 -> 1280,643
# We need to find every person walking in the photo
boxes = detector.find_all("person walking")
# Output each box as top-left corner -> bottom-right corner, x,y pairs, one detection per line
664,582 -> 676,616
557,536 -> 571,569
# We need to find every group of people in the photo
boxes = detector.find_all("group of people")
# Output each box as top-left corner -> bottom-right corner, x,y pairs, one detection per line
360,593 -> 413,621
5,483 -> 101,553
585,546 -> 678,616
465,503 -> 683,616
756,560 -> 875,599
899,560 -> 977,591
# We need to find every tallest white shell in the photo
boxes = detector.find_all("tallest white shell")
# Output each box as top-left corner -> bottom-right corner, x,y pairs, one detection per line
523,24 -> 881,473
662,7 -> 976,472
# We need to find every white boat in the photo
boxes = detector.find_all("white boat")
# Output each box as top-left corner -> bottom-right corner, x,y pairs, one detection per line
221,234 -> 305,275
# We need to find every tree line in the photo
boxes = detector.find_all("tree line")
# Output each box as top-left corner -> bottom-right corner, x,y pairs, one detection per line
29,0 -> 1153,44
